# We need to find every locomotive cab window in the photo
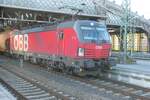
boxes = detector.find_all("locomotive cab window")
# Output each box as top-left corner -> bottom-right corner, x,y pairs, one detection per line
58,31 -> 64,40
80,26 -> 98,41
80,25 -> 111,43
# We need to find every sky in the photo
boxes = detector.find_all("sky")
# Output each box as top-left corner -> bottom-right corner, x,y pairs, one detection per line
109,0 -> 150,19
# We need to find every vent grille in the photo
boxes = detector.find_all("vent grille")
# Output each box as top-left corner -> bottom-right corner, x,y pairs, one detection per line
85,49 -> 95,58
101,49 -> 109,57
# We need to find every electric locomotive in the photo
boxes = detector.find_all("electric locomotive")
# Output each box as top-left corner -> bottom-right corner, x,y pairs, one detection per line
9,20 -> 112,75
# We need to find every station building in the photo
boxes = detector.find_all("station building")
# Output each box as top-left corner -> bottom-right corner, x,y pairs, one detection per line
111,33 -> 149,52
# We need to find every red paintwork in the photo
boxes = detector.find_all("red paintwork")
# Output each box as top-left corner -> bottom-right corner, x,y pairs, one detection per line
9,27 -> 111,60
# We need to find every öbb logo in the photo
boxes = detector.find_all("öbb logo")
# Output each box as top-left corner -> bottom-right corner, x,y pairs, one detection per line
14,34 -> 28,51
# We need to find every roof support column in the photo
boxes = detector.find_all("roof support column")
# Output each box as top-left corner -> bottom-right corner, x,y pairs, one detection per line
148,35 -> 150,52
122,0 -> 131,63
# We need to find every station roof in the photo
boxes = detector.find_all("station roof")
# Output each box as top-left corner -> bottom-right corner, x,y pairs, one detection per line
0,0 -> 106,19
0,0 -> 149,34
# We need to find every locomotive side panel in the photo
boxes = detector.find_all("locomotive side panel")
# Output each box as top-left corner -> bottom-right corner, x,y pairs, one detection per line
27,31 -> 58,55
10,30 -> 59,57
62,28 -> 79,58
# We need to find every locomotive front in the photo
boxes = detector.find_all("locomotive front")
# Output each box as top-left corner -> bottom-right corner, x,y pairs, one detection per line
72,20 -> 111,74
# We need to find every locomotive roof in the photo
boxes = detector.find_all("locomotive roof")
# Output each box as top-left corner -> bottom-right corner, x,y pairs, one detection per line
58,20 -> 105,28
20,20 -> 104,34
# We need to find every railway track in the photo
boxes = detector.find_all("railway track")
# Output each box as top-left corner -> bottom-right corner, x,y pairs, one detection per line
68,74 -> 150,100
1,55 -> 150,100
0,66 -> 77,100
87,78 -> 150,100
107,67 -> 150,81
8,66 -> 150,100
44,68 -> 150,100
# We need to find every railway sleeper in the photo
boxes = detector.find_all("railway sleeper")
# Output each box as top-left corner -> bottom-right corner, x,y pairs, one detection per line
15,81 -> 32,84
121,96 -> 132,100
14,81 -> 34,86
15,84 -> 34,88
23,90 -> 46,96
15,86 -> 38,91
19,88 -> 42,93
114,86 -> 129,90
131,90 -> 144,95
112,93 -> 124,100
30,96 -> 57,100
26,93 -> 51,99
141,92 -> 150,97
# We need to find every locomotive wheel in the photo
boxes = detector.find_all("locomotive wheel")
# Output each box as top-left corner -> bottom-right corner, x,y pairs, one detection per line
59,62 -> 65,72
102,64 -> 111,72
95,68 -> 102,77
64,67 -> 74,75
100,61 -> 110,72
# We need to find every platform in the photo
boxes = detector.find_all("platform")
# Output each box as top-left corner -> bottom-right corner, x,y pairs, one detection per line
0,83 -> 16,100
113,59 -> 150,74
107,60 -> 150,88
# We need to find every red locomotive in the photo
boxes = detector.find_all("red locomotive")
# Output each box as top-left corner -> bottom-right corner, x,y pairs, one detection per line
9,20 -> 112,75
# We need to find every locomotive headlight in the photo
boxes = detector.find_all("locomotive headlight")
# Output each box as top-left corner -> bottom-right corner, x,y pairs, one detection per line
78,48 -> 84,57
